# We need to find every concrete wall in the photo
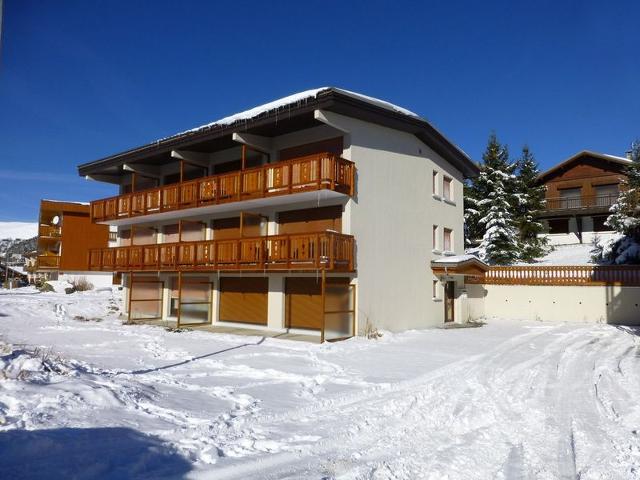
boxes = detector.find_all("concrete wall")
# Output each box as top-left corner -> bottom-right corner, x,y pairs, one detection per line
316,110 -> 465,332
466,283 -> 640,325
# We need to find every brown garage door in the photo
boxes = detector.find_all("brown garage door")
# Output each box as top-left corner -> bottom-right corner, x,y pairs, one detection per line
219,277 -> 268,325
285,277 -> 323,330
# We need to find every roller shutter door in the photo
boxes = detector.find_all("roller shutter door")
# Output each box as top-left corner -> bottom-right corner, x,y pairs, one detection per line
285,277 -> 323,330
219,277 -> 268,325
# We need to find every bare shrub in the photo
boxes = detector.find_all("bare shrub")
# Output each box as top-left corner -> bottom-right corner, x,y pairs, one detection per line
362,314 -> 382,339
71,277 -> 93,292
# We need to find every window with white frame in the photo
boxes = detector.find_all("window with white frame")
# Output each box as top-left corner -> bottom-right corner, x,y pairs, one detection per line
443,228 -> 453,252
432,280 -> 439,299
432,225 -> 438,250
432,171 -> 438,196
443,176 -> 453,201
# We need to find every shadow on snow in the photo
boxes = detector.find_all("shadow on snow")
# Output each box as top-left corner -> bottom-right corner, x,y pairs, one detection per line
0,427 -> 192,480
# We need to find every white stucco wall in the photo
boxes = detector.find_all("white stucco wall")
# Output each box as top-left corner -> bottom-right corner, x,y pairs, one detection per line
316,110 -> 465,332
466,283 -> 640,325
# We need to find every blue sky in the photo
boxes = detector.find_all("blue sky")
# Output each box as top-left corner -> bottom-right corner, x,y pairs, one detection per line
1,0 -> 639,221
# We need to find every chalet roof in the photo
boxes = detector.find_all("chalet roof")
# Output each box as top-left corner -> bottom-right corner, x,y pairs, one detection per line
538,150 -> 631,183
78,87 -> 479,178
430,255 -> 489,277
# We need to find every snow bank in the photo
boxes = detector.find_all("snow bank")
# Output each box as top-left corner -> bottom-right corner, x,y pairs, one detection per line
516,243 -> 596,265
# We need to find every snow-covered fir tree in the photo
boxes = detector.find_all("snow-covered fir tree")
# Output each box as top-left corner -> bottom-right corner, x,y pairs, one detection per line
592,141 -> 640,264
477,168 -> 520,265
465,133 -> 515,246
466,133 -> 520,264
514,146 -> 549,261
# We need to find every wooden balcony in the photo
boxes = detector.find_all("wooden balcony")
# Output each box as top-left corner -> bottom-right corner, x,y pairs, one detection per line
88,231 -> 355,273
37,255 -> 60,269
90,153 -> 355,223
542,193 -> 618,216
39,225 -> 62,238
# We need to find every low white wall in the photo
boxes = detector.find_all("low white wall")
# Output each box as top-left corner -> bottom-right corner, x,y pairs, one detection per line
466,283 -> 640,325
59,272 -> 113,289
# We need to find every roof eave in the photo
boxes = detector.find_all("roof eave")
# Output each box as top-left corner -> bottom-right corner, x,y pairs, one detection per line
78,89 -> 479,178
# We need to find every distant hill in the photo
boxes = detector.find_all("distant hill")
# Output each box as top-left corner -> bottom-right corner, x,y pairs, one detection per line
0,222 -> 39,262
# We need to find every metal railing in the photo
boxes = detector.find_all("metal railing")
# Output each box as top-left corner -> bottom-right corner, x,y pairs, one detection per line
90,153 -> 355,222
544,194 -> 618,212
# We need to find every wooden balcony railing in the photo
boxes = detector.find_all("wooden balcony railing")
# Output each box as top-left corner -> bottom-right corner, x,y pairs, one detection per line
37,255 -> 60,269
88,231 -> 355,272
544,194 -> 618,212
466,265 -> 640,286
39,225 -> 62,238
90,153 -> 355,222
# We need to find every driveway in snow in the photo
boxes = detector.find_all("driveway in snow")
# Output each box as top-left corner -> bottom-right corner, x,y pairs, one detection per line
0,287 -> 639,479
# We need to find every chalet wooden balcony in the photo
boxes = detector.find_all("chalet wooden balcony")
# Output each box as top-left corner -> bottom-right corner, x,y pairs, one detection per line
39,225 -> 61,238
90,153 -> 355,223
37,255 -> 60,269
88,231 -> 355,273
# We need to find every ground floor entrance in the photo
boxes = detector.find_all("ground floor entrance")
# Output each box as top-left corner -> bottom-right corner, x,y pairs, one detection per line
125,273 -> 355,341
444,281 -> 455,323
219,277 -> 268,325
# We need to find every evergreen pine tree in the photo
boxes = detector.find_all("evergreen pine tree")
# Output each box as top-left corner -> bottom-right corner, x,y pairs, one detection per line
466,133 -> 520,264
514,146 -> 549,261
477,164 -> 520,265
593,141 -> 640,264
464,133 -> 515,246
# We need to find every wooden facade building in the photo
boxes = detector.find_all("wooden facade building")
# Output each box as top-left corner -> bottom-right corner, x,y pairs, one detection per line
537,151 -> 630,245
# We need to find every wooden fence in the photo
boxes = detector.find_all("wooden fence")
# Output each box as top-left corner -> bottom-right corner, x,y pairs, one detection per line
466,265 -> 640,286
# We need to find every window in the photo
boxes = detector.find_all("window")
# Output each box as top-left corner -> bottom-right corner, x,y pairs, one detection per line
443,228 -> 453,252
548,218 -> 569,234
432,225 -> 439,250
119,229 -> 131,247
594,184 -> 618,207
592,216 -> 611,232
432,280 -> 439,299
432,171 -> 438,196
443,177 -> 453,201
559,188 -> 581,209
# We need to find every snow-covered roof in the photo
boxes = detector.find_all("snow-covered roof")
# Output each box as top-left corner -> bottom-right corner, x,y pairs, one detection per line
432,254 -> 481,264
539,150 -> 632,182
162,87 -> 420,141
42,199 -> 90,206
79,86 -> 479,179
431,255 -> 489,276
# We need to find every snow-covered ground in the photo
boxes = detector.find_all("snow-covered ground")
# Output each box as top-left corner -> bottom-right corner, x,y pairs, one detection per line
0,222 -> 37,240
519,243 -> 596,265
1,288 -> 639,479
